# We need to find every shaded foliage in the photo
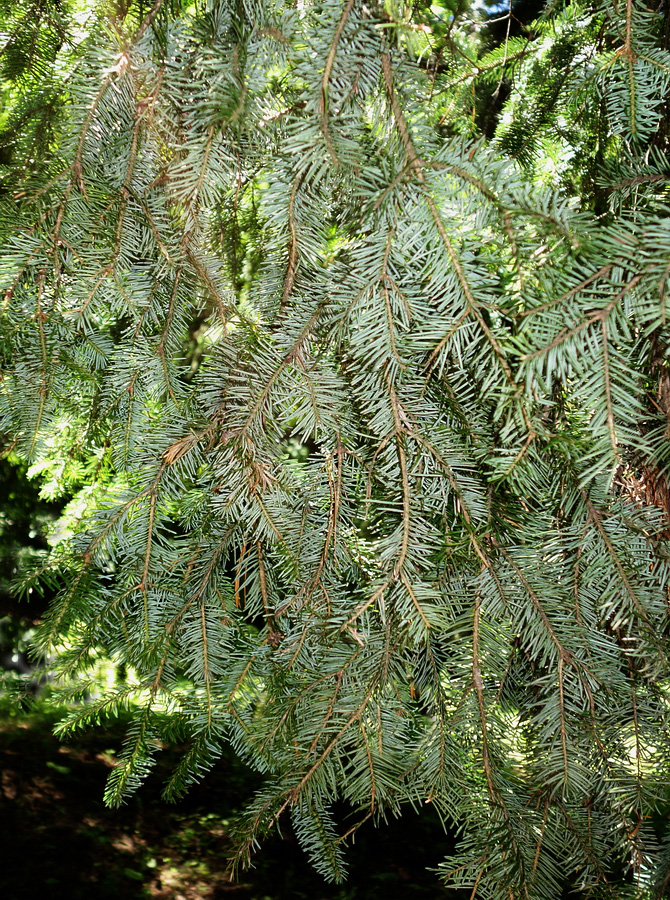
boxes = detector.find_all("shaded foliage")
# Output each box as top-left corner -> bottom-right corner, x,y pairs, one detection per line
2,0 -> 670,896
0,700 -> 458,900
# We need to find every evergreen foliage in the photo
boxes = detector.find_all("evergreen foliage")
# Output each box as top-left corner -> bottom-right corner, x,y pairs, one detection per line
2,0 -> 670,895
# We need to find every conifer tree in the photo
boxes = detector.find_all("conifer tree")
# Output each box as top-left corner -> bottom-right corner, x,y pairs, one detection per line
2,0 -> 670,895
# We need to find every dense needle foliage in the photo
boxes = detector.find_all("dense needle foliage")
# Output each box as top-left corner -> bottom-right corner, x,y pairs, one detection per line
2,0 -> 670,895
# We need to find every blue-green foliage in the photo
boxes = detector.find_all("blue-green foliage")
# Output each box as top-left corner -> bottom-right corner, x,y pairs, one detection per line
2,0 -> 670,896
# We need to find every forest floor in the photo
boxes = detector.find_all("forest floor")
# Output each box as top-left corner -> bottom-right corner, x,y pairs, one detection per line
0,700 -> 455,900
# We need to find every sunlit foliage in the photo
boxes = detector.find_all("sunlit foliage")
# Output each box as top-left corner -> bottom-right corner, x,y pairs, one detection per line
2,0 -> 670,895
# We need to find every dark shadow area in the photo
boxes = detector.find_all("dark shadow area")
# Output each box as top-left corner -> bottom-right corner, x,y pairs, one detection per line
0,706 -> 458,900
